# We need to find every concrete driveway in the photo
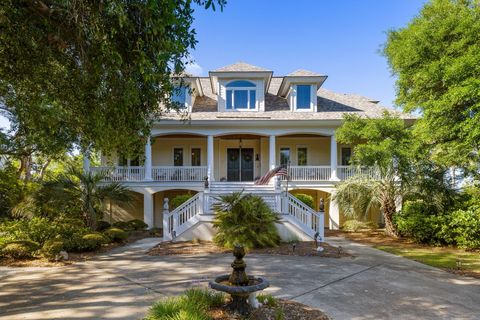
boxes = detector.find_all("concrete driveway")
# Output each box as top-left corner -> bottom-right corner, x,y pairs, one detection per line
1,237 -> 479,320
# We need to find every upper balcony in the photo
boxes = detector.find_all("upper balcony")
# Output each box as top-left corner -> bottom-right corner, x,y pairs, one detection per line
90,132 -> 377,184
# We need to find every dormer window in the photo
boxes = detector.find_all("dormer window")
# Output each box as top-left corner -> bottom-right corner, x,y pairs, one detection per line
296,85 -> 312,109
172,86 -> 187,107
225,80 -> 257,110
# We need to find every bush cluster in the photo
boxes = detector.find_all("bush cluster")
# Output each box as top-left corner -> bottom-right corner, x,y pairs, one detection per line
0,217 -> 138,259
170,194 -> 193,210
293,193 -> 315,209
394,200 -> 480,249
112,219 -> 147,231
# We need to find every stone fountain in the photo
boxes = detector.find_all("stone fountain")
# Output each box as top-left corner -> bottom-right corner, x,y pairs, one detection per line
209,244 -> 269,315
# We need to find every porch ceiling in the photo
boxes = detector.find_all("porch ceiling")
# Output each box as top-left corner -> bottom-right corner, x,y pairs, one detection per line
217,134 -> 267,139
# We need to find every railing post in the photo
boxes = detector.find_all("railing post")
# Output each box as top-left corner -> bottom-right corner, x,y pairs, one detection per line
198,192 -> 204,215
163,198 -> 171,241
207,135 -> 214,182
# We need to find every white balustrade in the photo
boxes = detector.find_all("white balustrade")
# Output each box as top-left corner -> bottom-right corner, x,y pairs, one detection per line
288,166 -> 331,181
165,193 -> 201,239
152,166 -> 207,182
90,166 -> 145,182
337,166 -> 379,180
281,193 -> 324,240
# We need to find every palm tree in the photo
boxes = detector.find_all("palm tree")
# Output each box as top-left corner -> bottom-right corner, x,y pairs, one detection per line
37,166 -> 132,230
333,167 -> 403,237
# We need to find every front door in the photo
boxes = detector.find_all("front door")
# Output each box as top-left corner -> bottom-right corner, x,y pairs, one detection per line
227,148 -> 254,181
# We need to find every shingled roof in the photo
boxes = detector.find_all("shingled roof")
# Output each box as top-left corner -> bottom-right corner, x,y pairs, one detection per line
287,69 -> 326,77
213,62 -> 272,72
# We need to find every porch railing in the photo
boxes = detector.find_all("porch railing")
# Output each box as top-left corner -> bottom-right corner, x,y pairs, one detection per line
91,166 -> 145,182
152,166 -> 207,181
288,166 -> 331,181
337,166 -> 379,180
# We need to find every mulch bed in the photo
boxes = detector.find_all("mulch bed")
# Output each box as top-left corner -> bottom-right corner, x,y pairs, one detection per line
0,231 -> 156,268
209,299 -> 330,320
148,240 -> 351,258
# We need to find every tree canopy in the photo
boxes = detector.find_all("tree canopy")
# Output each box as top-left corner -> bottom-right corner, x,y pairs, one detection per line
0,0 -> 225,159
384,0 -> 480,175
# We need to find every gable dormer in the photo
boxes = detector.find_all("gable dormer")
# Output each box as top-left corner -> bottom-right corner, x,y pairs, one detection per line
209,62 -> 273,112
171,75 -> 204,112
278,70 -> 327,112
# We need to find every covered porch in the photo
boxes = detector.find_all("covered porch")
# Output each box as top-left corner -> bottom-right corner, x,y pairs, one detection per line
89,131 -> 373,182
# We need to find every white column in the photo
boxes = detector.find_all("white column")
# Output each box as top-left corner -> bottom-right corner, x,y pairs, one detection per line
207,135 -> 214,181
329,191 -> 340,230
269,135 -> 276,169
330,134 -> 339,181
82,149 -> 90,173
143,193 -> 154,229
144,136 -> 152,180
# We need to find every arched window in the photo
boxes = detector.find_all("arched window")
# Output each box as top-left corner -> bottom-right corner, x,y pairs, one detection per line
226,80 -> 257,110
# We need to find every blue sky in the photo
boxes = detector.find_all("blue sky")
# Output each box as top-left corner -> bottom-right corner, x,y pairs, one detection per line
0,1 -> 426,131
188,0 -> 427,108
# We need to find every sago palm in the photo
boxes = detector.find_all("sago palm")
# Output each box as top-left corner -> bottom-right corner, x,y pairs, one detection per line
37,166 -> 132,230
212,192 -> 281,249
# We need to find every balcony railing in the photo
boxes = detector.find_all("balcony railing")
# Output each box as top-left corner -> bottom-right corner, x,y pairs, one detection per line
91,165 -> 377,182
152,166 -> 207,181
91,166 -> 145,182
338,165 -> 379,180
91,166 -> 207,182
288,166 -> 331,181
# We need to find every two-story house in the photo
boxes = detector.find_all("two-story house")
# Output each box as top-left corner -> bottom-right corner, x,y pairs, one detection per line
88,62 -> 414,242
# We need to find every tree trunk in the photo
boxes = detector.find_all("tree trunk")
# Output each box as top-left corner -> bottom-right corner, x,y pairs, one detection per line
38,159 -> 51,181
383,199 -> 399,237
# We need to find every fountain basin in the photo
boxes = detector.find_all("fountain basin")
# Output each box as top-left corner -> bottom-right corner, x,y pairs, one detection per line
209,274 -> 269,294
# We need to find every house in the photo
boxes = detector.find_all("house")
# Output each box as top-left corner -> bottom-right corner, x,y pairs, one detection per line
88,62 -> 414,241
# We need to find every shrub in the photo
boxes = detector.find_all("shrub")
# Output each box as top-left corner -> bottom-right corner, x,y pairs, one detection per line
127,219 -> 148,231
104,227 -> 129,242
293,193 -> 315,209
213,192 -> 281,250
145,288 -> 224,320
1,240 -> 39,259
40,239 -> 64,260
342,220 -> 378,232
170,194 -> 193,210
394,200 -> 443,244
112,221 -> 133,231
257,294 -> 278,307
97,220 -> 111,231
80,233 -> 106,251
439,207 -> 480,249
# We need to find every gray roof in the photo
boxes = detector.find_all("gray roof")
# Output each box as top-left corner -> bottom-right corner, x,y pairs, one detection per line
160,77 -> 414,121
287,69 -> 326,77
212,62 -> 272,72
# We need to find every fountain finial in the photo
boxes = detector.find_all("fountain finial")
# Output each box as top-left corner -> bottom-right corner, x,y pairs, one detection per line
229,244 -> 249,286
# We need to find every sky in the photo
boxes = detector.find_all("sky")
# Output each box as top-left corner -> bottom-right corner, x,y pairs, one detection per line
187,0 -> 428,108
0,0 -> 427,131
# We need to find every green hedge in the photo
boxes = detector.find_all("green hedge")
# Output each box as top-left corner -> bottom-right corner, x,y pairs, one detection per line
395,200 -> 480,249
293,193 -> 315,210
104,227 -> 129,242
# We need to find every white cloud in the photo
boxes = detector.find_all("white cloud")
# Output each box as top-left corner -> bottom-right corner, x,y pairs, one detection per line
185,61 -> 204,76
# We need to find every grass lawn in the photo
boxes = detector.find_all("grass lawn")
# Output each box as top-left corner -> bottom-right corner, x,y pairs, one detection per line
329,230 -> 480,278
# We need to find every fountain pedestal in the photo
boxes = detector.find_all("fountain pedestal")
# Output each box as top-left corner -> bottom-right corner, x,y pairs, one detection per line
209,244 -> 269,315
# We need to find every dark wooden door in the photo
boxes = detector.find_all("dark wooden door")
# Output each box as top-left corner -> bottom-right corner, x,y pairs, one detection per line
227,148 -> 254,181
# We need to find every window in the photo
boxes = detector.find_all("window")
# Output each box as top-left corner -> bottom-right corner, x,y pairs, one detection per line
173,148 -> 183,166
296,85 -> 311,109
130,156 -> 140,167
341,147 -> 352,165
118,155 -> 128,166
191,148 -> 201,166
297,147 -> 307,166
280,147 -> 290,166
226,80 -> 256,110
172,86 -> 187,106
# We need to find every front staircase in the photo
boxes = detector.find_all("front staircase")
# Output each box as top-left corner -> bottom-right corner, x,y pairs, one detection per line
163,181 -> 324,242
